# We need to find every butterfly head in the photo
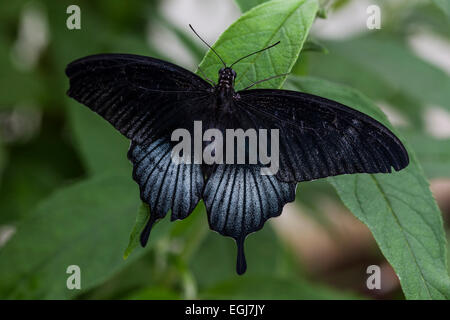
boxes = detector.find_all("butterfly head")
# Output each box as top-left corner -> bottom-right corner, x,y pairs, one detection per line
218,67 -> 236,88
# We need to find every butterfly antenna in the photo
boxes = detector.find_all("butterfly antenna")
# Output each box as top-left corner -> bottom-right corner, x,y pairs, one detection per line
230,41 -> 281,68
241,73 -> 290,91
189,24 -> 227,67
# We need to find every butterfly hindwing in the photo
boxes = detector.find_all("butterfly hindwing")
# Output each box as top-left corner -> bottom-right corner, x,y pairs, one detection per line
203,164 -> 297,274
128,138 -> 204,246
236,89 -> 409,183
66,54 -> 213,147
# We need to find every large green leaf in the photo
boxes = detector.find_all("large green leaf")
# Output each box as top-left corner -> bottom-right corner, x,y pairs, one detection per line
198,0 -> 319,90
0,175 -> 170,299
288,76 -> 450,299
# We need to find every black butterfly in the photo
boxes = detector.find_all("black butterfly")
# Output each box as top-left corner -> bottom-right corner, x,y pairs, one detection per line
65,26 -> 409,275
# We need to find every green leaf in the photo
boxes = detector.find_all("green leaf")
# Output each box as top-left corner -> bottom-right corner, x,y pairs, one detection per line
190,224 -> 298,289
405,3 -> 450,39
302,38 -> 329,53
402,131 -> 450,179
0,175 -> 169,299
199,276 -> 358,299
79,252 -> 160,299
306,35 -> 450,113
234,0 -> 270,13
199,0 -> 319,90
123,203 -> 150,259
433,0 -> 450,18
0,35 -> 45,107
288,76 -> 450,300
0,132 -> 84,224
66,100 -> 131,176
192,222 -> 358,299
330,171 -> 450,299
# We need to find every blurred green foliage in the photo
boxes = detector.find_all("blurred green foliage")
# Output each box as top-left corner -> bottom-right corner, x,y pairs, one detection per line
0,0 -> 449,300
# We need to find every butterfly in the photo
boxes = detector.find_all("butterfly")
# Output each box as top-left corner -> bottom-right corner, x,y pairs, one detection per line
65,25 -> 409,275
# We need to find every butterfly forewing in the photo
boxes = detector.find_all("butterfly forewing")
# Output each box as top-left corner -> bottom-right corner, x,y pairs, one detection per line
65,54 -> 213,147
235,89 -> 409,183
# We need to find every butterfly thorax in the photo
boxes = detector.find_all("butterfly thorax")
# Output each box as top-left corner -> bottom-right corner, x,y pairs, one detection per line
215,67 -> 237,113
